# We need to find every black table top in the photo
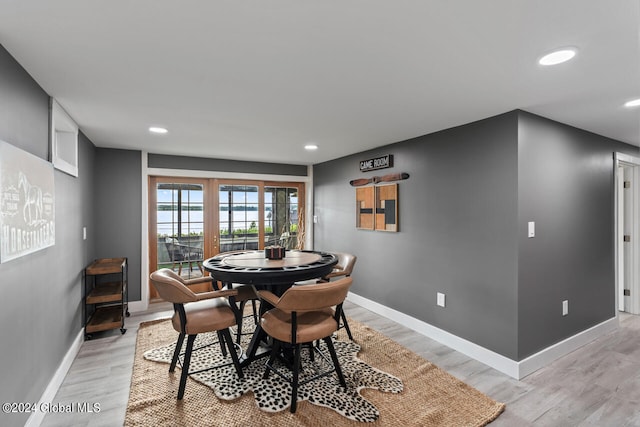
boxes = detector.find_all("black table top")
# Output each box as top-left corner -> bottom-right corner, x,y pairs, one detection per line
203,250 -> 337,286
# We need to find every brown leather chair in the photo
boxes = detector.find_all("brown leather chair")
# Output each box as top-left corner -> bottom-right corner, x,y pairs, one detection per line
150,268 -> 244,400
259,277 -> 353,413
323,252 -> 357,280
161,268 -> 214,292
162,268 -> 259,344
319,252 -> 357,340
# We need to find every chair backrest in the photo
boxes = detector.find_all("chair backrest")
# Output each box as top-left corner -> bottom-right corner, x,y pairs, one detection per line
162,268 -> 186,284
274,277 -> 352,313
326,252 -> 357,279
150,268 -> 198,303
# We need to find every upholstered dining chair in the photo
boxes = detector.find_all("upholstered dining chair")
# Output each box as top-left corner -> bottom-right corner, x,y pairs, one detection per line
162,267 -> 259,344
149,268 -> 244,400
319,252 -> 357,340
160,268 -> 214,293
258,277 -> 353,413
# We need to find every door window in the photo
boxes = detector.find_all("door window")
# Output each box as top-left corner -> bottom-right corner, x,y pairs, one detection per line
156,182 -> 204,279
219,184 -> 260,252
264,186 -> 301,249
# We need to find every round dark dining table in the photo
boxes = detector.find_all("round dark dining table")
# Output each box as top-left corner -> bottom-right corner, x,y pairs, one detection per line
203,249 -> 338,365
203,249 -> 338,288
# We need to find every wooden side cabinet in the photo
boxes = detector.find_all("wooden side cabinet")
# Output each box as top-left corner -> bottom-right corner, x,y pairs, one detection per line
84,257 -> 129,339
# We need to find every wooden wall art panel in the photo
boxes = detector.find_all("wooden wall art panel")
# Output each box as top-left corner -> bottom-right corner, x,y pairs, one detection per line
356,186 -> 374,230
355,183 -> 398,232
375,184 -> 398,232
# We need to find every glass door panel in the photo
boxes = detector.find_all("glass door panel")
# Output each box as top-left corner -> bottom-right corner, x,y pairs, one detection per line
156,182 -> 205,279
218,184 -> 260,252
264,186 -> 301,249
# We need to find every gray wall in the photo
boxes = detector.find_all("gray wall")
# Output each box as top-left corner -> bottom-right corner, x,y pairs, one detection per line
95,148 -> 142,301
148,153 -> 308,176
0,45 -> 96,427
516,111 -> 636,358
314,112 -> 521,359
314,110 -> 639,361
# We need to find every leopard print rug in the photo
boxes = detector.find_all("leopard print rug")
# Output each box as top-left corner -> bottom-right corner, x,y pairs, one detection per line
143,320 -> 403,422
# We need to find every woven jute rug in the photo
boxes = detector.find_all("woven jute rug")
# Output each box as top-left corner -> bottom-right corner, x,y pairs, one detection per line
126,317 -> 505,426
142,324 -> 403,422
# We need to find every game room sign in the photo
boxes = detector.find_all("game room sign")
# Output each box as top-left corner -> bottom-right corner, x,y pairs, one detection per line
359,154 -> 393,172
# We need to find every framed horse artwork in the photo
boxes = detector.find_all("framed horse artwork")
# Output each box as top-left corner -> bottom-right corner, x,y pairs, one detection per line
0,140 -> 55,263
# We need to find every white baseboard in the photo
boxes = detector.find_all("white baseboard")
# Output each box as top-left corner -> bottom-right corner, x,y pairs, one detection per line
517,316 -> 618,378
25,328 -> 84,427
347,292 -> 618,379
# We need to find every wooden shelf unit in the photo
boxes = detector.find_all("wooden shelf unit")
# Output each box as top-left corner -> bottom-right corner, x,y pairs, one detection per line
84,257 -> 129,339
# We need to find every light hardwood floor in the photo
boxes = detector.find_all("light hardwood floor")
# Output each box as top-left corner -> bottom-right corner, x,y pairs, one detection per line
40,301 -> 640,426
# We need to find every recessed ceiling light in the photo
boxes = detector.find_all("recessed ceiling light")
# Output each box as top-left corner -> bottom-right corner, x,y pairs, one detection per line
538,48 -> 577,66
149,126 -> 168,134
624,98 -> 640,108
304,144 -> 318,151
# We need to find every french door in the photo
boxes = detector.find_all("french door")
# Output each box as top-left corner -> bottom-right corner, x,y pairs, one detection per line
149,176 -> 304,300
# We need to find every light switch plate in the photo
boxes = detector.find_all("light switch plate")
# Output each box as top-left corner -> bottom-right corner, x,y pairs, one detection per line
437,292 -> 446,307
528,221 -> 535,238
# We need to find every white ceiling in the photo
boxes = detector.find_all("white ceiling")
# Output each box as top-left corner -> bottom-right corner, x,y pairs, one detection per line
0,1 -> 638,165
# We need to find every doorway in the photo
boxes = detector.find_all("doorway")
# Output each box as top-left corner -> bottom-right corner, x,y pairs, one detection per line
616,153 -> 640,314
148,176 -> 305,300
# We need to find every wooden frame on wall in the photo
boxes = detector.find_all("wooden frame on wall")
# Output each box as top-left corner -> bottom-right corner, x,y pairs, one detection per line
375,183 -> 398,232
356,186 -> 374,230
356,183 -> 398,232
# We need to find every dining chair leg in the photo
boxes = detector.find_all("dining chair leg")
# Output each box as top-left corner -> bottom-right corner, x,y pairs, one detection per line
221,328 -> 244,378
178,334 -> 197,400
263,340 -> 281,379
236,300 -> 247,343
341,310 -> 354,341
251,299 -> 258,324
290,343 -> 302,413
235,299 -> 259,343
246,325 -> 267,364
217,331 -> 228,356
323,336 -> 347,389
170,333 -> 185,373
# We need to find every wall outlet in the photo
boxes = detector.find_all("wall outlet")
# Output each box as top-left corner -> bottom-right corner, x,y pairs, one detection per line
437,292 -> 446,307
562,300 -> 569,316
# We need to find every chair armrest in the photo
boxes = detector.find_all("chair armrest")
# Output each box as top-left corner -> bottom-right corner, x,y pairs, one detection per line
182,276 -> 213,286
195,289 -> 238,301
325,267 -> 346,279
257,290 -> 280,307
